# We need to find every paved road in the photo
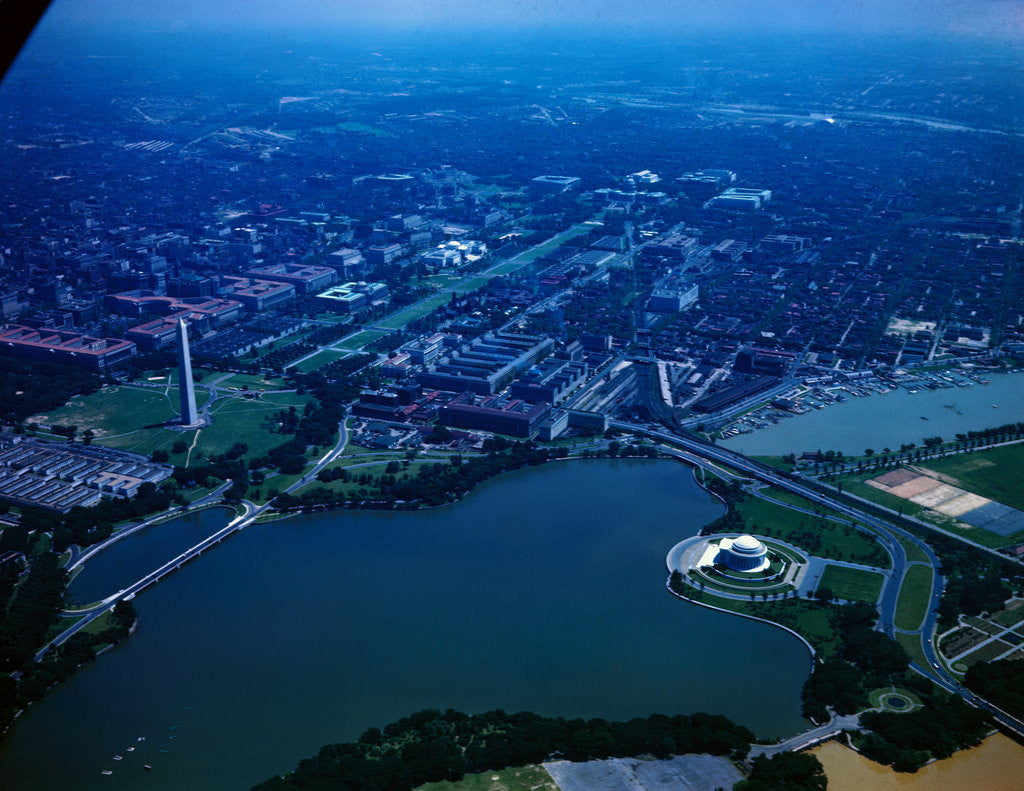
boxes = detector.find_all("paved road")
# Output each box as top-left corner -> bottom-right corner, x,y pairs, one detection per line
749,714 -> 861,758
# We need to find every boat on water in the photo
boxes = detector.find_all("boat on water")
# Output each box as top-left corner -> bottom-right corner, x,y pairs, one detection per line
144,765 -> 153,771
101,770 -> 113,776
112,755 -> 123,761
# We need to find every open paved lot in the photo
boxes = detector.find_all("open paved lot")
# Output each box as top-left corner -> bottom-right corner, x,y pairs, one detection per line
544,755 -> 743,791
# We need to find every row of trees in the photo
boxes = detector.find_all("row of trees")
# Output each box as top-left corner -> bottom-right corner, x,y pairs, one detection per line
253,708 -> 756,791
274,442 -> 570,510
0,600 -> 137,739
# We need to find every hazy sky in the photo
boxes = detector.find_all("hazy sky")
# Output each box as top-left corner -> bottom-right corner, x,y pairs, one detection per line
38,0 -> 1024,39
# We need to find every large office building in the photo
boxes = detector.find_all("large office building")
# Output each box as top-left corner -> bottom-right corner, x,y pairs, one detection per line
0,436 -> 172,512
0,324 -> 136,371
509,358 -> 588,405
438,393 -> 551,438
708,187 -> 772,211
106,291 -> 243,325
218,276 -> 296,311
530,175 -> 581,194
244,263 -> 337,294
416,332 -> 555,395
648,279 -> 699,313
316,281 -> 390,313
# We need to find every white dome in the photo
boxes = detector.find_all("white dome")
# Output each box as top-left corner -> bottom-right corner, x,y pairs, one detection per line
731,534 -> 764,554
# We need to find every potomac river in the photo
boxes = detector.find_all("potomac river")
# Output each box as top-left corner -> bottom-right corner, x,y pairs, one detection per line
722,370 -> 1024,458
0,459 -> 810,791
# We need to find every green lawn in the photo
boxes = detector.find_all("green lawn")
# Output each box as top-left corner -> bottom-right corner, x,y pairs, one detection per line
336,330 -> 389,349
736,495 -> 888,566
818,564 -> 885,603
753,455 -> 794,472
416,765 -> 557,791
896,631 -> 930,669
487,225 -> 590,275
376,293 -> 452,330
289,349 -> 351,373
920,443 -> 1024,511
192,397 -> 303,462
216,373 -> 287,390
34,385 -> 207,439
450,274 -> 494,294
894,565 -> 934,631
897,535 -> 929,564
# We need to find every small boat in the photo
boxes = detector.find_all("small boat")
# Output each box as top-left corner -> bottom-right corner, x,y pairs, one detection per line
144,765 -> 153,771
920,416 -> 928,420
101,770 -> 113,776
113,755 -> 123,761
993,404 -> 999,408
126,747 -> 135,752
136,737 -> 146,742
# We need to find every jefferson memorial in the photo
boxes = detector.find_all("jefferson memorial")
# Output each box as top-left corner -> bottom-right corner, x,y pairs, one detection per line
716,534 -> 770,572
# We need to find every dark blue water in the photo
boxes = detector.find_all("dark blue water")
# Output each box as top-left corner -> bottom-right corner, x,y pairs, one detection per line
0,460 -> 810,791
68,507 -> 234,603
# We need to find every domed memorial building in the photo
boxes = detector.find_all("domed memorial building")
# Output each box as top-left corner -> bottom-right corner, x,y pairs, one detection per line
717,534 -> 769,572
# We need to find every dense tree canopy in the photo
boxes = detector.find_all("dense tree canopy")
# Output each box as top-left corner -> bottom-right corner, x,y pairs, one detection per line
253,708 -> 755,791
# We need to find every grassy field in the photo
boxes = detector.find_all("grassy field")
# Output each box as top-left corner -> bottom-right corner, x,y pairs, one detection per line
897,535 -> 930,564
894,565 -> 934,631
289,349 -> 351,373
487,225 -> 590,275
89,391 -> 312,467
450,274 -> 495,294
920,443 -> 1024,511
377,293 -> 452,329
818,564 -> 885,603
216,373 -> 287,390
895,631 -> 930,669
336,329 -> 389,349
34,385 -> 208,438
416,765 -> 557,791
736,495 -> 887,566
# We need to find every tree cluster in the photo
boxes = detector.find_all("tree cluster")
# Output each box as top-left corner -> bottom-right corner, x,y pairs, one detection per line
736,752 -> 827,791
253,708 -> 754,791
857,692 -> 989,772
800,603 -> 908,721
964,658 -> 1024,719
0,357 -> 100,425
51,482 -> 180,551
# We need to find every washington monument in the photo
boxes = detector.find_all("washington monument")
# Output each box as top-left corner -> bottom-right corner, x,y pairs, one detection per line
176,318 -> 202,428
